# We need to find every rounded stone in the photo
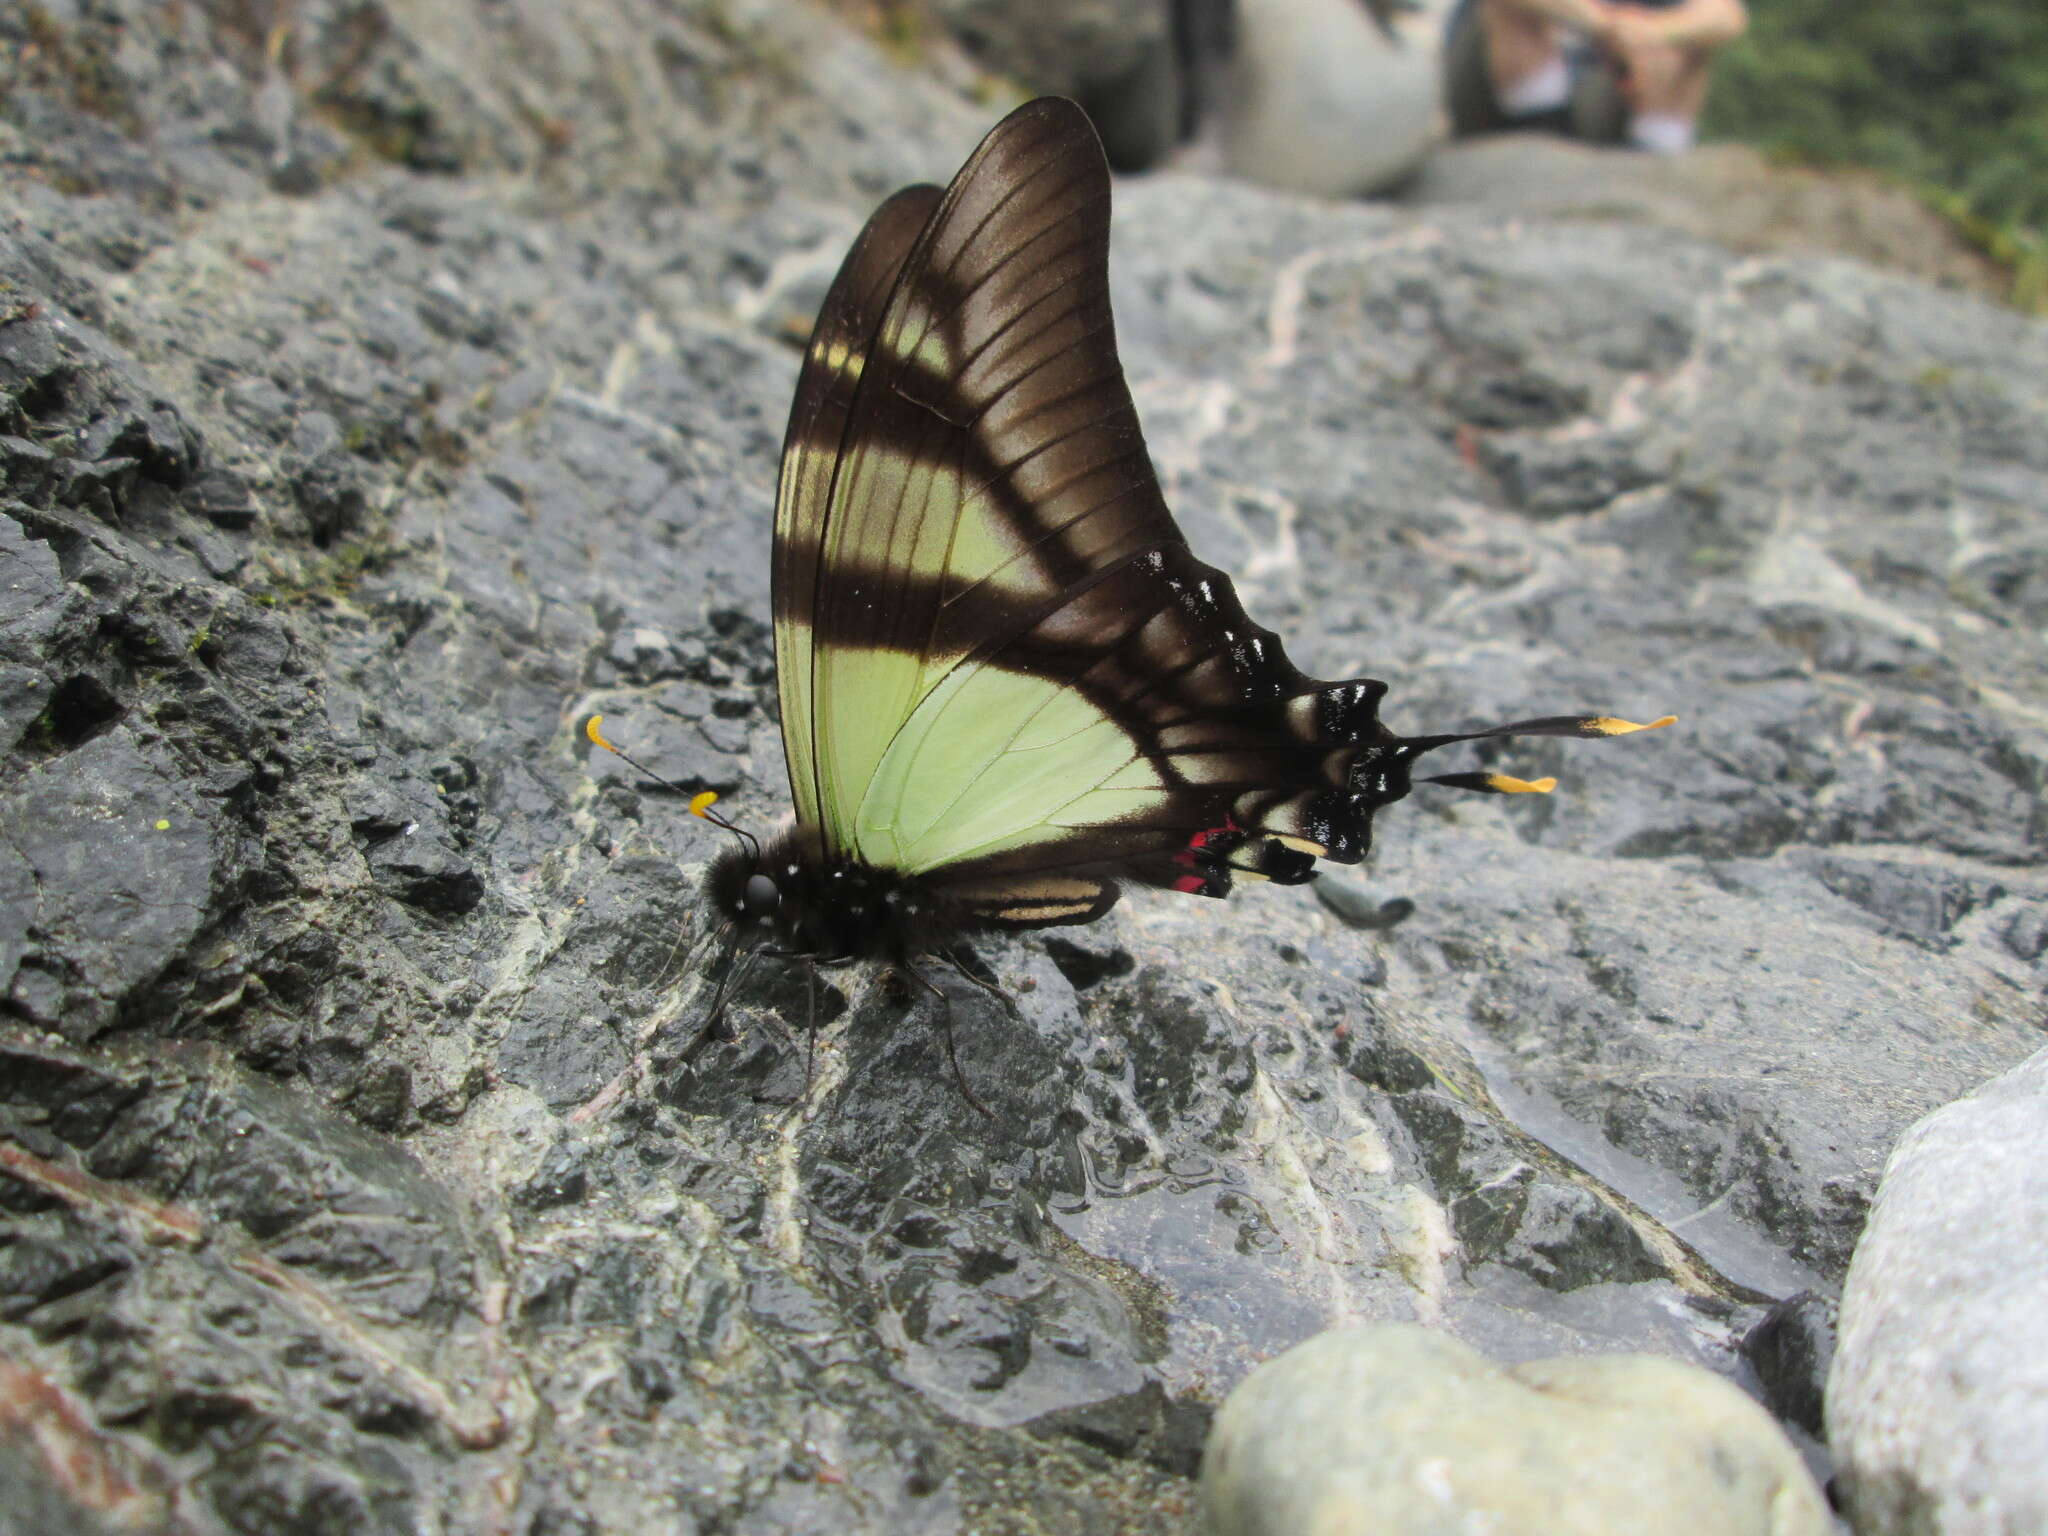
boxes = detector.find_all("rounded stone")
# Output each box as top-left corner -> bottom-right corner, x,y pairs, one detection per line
1827,1044 -> 2048,1536
1200,1323 -> 1830,1536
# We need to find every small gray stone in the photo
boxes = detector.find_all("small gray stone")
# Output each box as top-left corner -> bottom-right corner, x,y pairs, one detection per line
1200,1324 -> 1831,1536
1311,874 -> 1413,930
1827,1046 -> 2048,1536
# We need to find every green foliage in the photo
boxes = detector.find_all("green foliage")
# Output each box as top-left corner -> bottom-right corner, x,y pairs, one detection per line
1702,0 -> 2048,305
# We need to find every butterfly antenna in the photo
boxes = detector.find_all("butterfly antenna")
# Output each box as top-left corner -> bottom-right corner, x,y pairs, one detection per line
586,715 -> 763,863
1406,713 -> 1677,797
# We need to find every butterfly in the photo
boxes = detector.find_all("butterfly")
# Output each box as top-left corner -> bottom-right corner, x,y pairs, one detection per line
623,97 -> 1667,1014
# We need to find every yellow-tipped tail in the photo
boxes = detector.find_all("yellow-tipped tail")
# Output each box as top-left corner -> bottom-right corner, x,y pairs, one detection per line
1586,715 -> 1677,736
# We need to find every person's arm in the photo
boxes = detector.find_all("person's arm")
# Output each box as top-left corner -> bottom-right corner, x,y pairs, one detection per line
1486,0 -> 1620,41
1613,0 -> 1747,50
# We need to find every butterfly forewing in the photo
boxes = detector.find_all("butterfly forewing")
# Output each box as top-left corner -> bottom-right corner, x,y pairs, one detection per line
773,183 -> 944,841
789,101 -> 1188,859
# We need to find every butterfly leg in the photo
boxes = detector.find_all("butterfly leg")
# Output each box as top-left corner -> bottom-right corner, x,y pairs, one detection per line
686,939 -> 815,1067
940,944 -> 1020,1022
681,940 -> 768,1069
750,958 -> 824,1107
898,960 -> 996,1121
802,960 -> 824,1097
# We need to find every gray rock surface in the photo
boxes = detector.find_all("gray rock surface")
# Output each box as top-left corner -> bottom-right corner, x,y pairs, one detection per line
1402,135 -> 2012,304
1199,1323 -> 1831,1535
1827,1046 -> 2048,1536
0,0 -> 2043,1531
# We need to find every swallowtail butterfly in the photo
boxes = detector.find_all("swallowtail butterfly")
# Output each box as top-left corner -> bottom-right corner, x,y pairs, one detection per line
625,98 -> 1668,1001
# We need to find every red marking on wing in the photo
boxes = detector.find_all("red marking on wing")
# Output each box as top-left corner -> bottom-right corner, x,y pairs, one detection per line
1178,814 -> 1243,862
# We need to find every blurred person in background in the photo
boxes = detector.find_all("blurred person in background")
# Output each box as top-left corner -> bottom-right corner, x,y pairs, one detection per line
1444,0 -> 1748,154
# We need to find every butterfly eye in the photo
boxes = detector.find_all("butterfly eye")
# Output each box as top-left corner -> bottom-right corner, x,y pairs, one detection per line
743,874 -> 780,917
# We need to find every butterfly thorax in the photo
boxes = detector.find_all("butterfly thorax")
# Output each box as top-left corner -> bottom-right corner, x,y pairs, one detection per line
706,830 -> 938,963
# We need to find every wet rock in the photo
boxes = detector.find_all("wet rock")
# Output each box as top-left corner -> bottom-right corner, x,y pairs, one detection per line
1200,1324 -> 1831,1535
1999,902 -> 2048,962
184,466 -> 259,529
0,730 -> 220,1039
0,1356 -> 205,1536
363,832 -> 484,914
0,316 -> 71,415
347,767 -> 484,913
1479,428 -> 1662,518
498,975 -> 632,1110
1827,1046 -> 2048,1536
76,399 -> 198,487
1042,935 -> 1136,991
1028,1379 -> 1211,1478
1802,852 -> 2000,949
0,1032 -> 498,1531
0,511 -> 64,752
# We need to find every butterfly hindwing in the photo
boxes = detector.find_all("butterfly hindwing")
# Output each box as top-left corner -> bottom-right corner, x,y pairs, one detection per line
854,541 -> 1415,918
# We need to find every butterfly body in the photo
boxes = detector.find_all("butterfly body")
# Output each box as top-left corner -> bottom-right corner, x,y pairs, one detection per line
701,97 -> 1668,973
707,831 -> 943,963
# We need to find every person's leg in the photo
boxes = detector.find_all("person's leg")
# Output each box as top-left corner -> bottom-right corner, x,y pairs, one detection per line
1567,56 -> 1630,144
1611,36 -> 1715,152
1478,0 -> 1573,116
1444,0 -> 1509,135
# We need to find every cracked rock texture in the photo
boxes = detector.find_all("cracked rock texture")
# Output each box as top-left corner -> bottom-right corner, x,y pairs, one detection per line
0,1 -> 2043,1532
